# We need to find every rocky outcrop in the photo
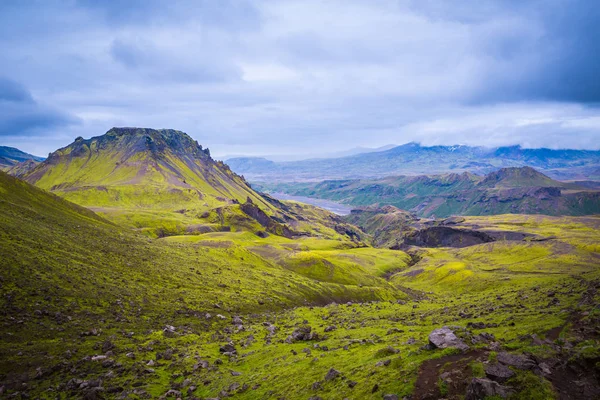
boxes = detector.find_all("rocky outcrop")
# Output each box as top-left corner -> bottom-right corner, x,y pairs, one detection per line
404,226 -> 495,248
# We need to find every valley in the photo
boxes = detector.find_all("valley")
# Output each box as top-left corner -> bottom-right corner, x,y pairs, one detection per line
1,128 -> 599,399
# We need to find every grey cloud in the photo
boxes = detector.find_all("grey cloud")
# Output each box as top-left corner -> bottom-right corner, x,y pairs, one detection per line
0,77 -> 80,136
0,0 -> 599,156
0,77 -> 34,103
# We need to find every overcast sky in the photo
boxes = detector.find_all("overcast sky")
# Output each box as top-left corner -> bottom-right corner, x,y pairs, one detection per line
1,0 -> 599,158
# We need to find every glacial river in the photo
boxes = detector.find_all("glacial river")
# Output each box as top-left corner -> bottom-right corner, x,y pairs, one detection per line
270,192 -> 354,216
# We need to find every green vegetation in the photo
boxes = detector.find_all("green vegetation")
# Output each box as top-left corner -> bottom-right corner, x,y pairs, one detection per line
1,132 -> 599,399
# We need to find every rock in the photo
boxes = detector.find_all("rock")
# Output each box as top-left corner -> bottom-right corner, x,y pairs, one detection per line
428,327 -> 469,351
376,359 -> 391,367
347,381 -> 357,388
324,368 -> 341,381
466,322 -> 486,329
219,343 -> 237,354
230,370 -> 242,376
126,352 -> 135,359
465,378 -> 513,400
324,325 -> 336,332
497,352 -> 536,370
311,381 -> 322,390
383,395 -> 399,400
485,363 -> 515,382
232,316 -> 243,326
286,325 -> 317,343
164,389 -> 182,397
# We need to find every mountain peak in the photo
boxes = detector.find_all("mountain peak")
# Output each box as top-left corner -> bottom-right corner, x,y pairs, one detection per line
479,166 -> 560,188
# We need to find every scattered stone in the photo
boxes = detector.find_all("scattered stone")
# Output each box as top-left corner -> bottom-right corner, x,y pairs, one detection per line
465,378 -> 513,400
286,326 -> 317,343
232,316 -> 243,326
497,352 -> 536,370
428,327 -> 469,351
375,359 -> 391,367
347,381 -> 357,388
219,343 -> 237,354
324,368 -> 341,381
164,389 -> 182,397
230,370 -> 242,376
383,395 -> 399,400
485,363 -> 515,382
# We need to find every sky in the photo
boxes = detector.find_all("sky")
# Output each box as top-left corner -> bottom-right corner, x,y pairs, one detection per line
0,0 -> 599,159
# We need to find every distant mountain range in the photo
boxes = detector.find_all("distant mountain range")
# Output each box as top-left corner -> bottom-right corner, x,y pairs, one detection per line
222,144 -> 396,162
256,167 -> 600,218
227,142 -> 600,181
0,146 -> 44,171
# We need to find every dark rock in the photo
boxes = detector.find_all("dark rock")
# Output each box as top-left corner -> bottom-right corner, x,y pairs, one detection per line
164,389 -> 182,397
485,363 -> 515,382
465,378 -> 513,400
286,325 -> 317,342
383,395 -> 399,400
324,368 -> 341,381
497,352 -> 536,370
219,343 -> 237,354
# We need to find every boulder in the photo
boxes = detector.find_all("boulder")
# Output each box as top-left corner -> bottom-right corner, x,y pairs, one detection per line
428,327 -> 469,351
465,378 -> 513,400
485,363 -> 515,382
497,352 -> 536,370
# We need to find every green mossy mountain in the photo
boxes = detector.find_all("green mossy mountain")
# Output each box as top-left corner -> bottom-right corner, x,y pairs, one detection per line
19,128 -> 333,238
23,127 -> 270,211
256,167 -> 600,218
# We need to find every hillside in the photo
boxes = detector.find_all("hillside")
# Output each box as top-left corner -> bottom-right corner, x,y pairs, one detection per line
3,169 -> 600,399
18,128 -> 306,237
256,167 -> 600,218
0,145 -> 44,170
227,143 -> 600,181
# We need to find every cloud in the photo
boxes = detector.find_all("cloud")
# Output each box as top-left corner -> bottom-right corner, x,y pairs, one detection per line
0,77 -> 34,103
0,0 -> 598,156
0,77 -> 80,136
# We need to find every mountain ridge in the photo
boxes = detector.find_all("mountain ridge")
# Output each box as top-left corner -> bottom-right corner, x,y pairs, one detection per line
0,145 -> 44,170
256,166 -> 600,218
227,143 -> 600,181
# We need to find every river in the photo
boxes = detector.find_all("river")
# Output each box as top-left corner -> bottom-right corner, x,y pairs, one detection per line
270,192 -> 354,215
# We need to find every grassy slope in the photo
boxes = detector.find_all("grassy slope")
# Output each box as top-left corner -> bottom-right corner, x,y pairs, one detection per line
2,172 -> 599,399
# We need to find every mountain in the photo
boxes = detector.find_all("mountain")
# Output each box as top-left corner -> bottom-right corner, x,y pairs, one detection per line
23,127 -> 269,208
0,145 -> 44,170
226,142 -> 600,181
19,127 -> 287,236
256,167 -> 600,218
223,144 -> 397,163
15,127 -> 364,240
